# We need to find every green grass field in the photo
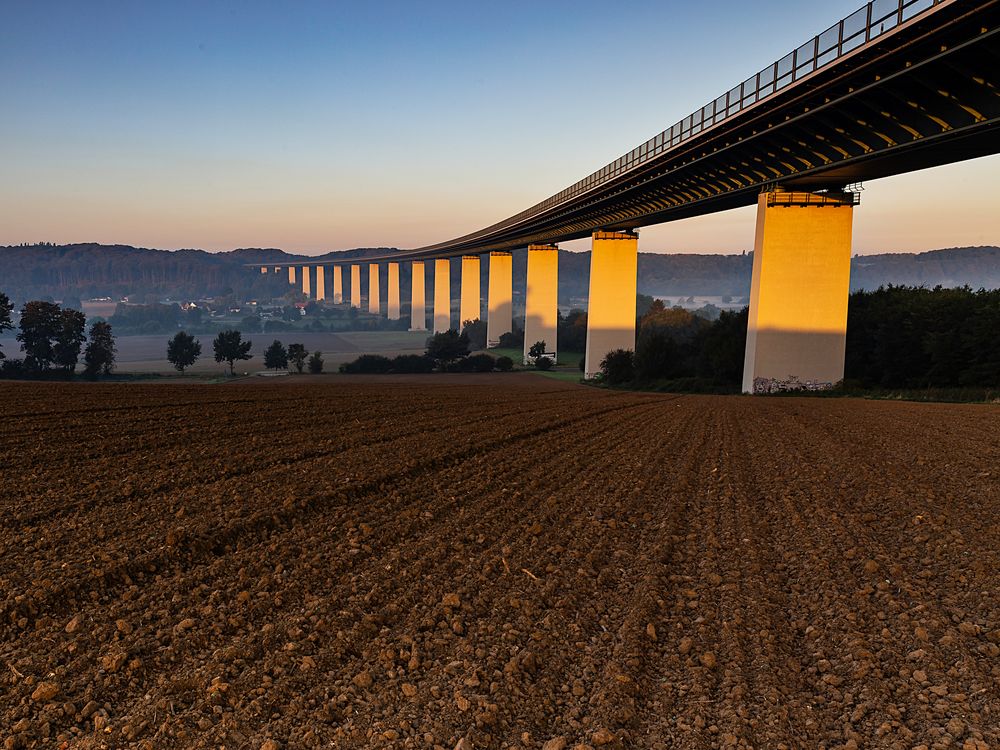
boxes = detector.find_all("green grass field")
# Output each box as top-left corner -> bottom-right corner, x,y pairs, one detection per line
488,347 -> 584,368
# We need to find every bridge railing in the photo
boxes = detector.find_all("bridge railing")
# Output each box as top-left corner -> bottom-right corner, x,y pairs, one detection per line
456,0 -> 944,246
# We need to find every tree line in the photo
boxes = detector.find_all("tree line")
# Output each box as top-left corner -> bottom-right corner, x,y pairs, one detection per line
597,286 -> 1000,391
1,294 -> 116,378
0,290 -> 325,378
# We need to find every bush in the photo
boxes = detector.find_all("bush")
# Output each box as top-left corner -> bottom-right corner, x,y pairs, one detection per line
496,355 -> 513,372
0,358 -> 26,379
390,354 -> 436,373
497,326 -> 524,349
339,354 -> 392,374
600,349 -> 634,384
535,356 -> 553,371
466,353 -> 496,372
425,329 -> 470,367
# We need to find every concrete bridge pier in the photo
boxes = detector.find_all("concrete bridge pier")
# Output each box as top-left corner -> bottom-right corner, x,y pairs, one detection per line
350,264 -> 362,308
523,244 -> 558,365
302,266 -> 311,298
434,259 -> 451,333
486,251 -> 512,348
316,266 -> 325,301
460,255 -> 481,328
584,231 -> 639,379
387,262 -> 401,320
410,261 -> 427,331
368,263 -> 381,315
332,266 -> 343,304
742,190 -> 855,394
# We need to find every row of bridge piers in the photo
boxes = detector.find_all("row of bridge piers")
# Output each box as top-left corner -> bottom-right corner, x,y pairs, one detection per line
261,189 -> 856,392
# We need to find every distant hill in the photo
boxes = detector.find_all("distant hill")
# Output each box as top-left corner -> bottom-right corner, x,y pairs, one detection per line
1,242 -> 997,304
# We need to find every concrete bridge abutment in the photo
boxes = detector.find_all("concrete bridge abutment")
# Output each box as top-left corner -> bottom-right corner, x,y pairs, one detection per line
523,244 -> 558,365
460,255 -> 481,328
434,259 -> 451,333
350,265 -> 362,309
387,262 -> 401,320
368,263 -> 381,315
332,266 -> 343,304
487,251 -> 512,348
410,261 -> 427,331
742,190 -> 855,394
584,230 -> 638,379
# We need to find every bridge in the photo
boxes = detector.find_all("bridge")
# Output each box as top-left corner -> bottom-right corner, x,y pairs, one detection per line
252,0 -> 1000,390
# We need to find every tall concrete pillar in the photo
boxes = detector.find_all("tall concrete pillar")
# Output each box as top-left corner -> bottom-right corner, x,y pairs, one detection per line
523,244 -> 558,364
273,266 -> 280,274
387,262 -> 401,320
316,266 -> 326,301
410,261 -> 427,331
460,255 -> 481,328
742,190 -> 855,394
288,266 -> 296,285
434,258 -> 451,333
584,231 -> 639,379
350,264 -> 362,308
487,251 -> 513,348
302,266 -> 311,298
260,266 -> 267,274
332,266 -> 343,304
368,263 -> 381,315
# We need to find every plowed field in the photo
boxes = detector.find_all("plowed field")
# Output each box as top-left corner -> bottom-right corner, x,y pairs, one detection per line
1,376 -> 998,750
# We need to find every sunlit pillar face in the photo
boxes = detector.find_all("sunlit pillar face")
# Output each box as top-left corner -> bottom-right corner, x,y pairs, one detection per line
584,231 -> 638,379
288,266 -> 296,285
302,266 -> 311,298
487,252 -> 513,348
410,261 -> 426,330
460,255 -> 481,327
387,262 -> 401,320
260,266 -> 267,274
332,266 -> 343,303
742,191 -> 854,393
315,266 -> 326,301
351,265 -> 362,308
434,258 -> 451,334
523,244 -> 558,364
368,263 -> 381,315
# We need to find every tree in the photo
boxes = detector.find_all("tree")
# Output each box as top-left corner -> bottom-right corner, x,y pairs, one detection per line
425,329 -> 470,368
167,331 -> 201,373
53,308 -> 87,373
213,329 -> 253,375
264,340 -> 288,370
17,301 -> 62,372
0,292 -> 13,360
461,318 -> 487,350
308,351 -> 324,374
83,321 -> 117,377
287,343 -> 308,373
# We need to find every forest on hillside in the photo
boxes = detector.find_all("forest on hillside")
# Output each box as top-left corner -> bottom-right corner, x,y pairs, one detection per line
1,242 -> 998,303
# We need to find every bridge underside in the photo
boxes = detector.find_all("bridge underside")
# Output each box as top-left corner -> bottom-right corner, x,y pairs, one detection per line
403,1 -> 1000,259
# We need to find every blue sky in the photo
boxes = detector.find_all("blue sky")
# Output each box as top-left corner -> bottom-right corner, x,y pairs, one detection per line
2,0 -> 997,254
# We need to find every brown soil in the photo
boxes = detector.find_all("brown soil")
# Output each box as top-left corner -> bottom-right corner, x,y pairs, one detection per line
1,376 -> 998,750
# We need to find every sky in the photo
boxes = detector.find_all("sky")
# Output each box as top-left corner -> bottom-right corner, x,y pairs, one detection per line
1,0 -> 997,256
